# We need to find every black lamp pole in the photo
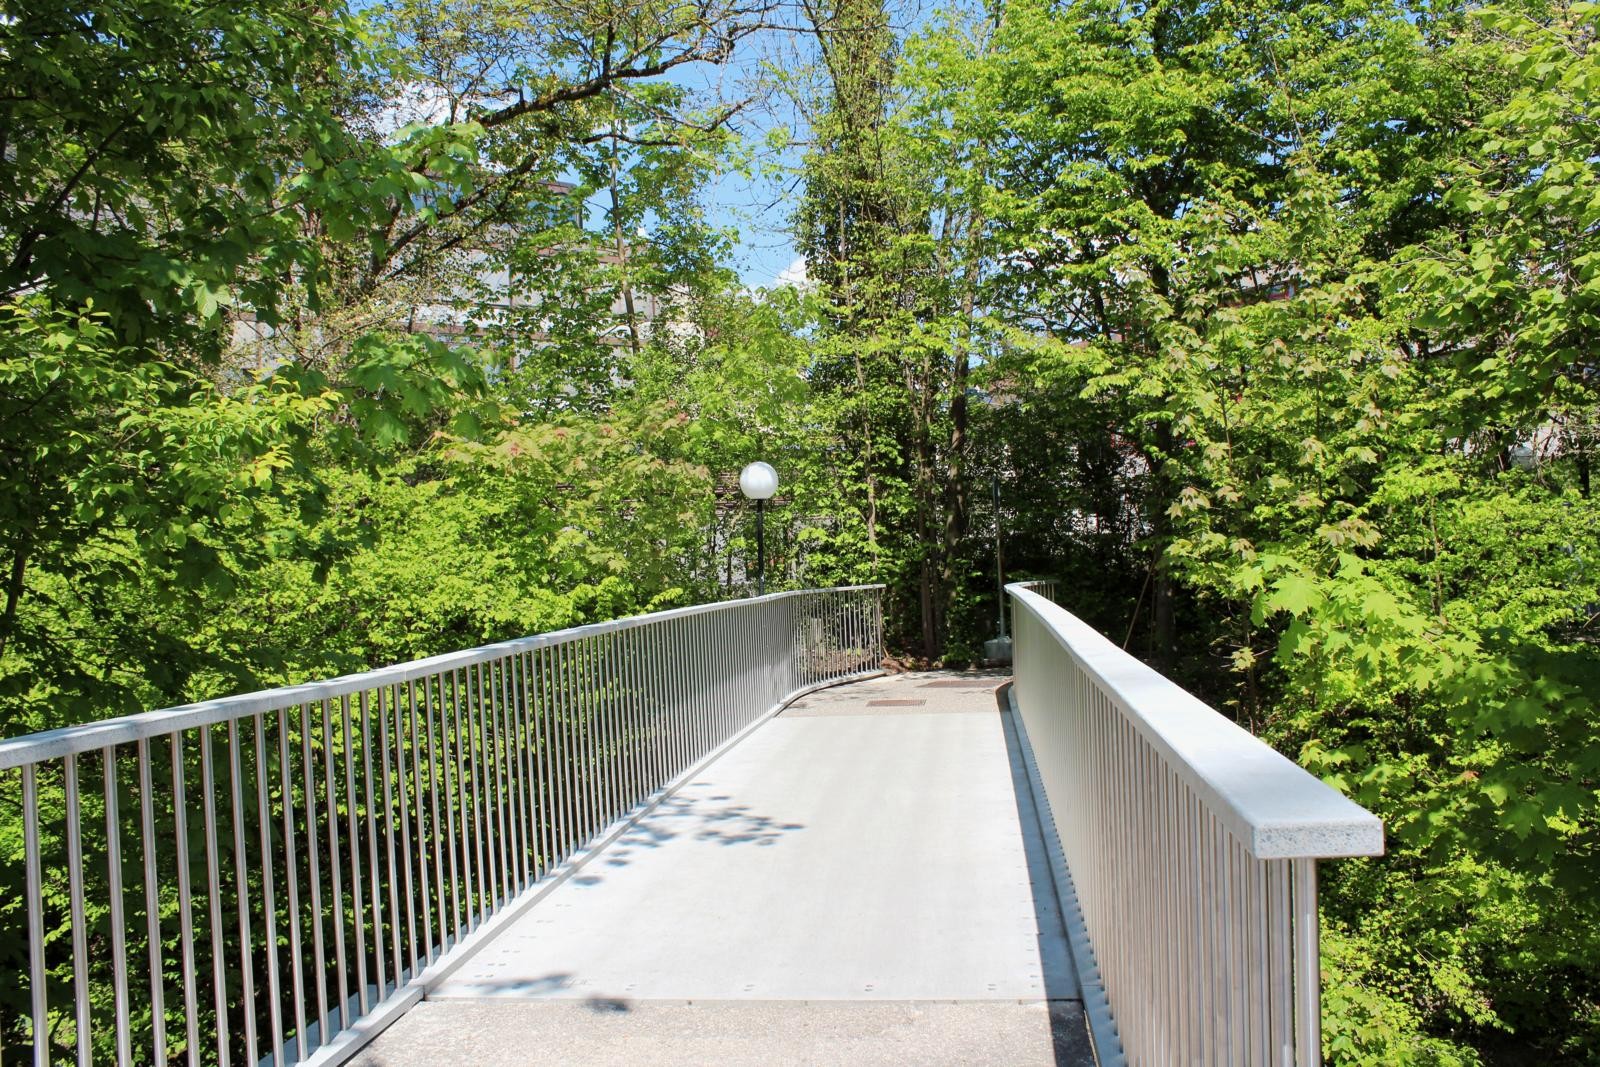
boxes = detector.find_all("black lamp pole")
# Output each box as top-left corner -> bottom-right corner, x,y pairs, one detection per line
994,475 -> 1007,640
756,498 -> 766,596
739,461 -> 778,597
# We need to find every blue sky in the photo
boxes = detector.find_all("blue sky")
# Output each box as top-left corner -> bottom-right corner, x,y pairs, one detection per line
576,39 -> 811,291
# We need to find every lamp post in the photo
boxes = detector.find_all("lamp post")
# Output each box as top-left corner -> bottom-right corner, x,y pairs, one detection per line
984,474 -> 1013,664
739,461 -> 779,595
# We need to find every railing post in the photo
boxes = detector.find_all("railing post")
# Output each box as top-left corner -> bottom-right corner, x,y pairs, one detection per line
1293,858 -> 1321,1066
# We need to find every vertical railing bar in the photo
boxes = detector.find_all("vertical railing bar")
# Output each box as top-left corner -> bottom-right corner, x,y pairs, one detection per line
300,700 -> 331,1050
875,588 -> 885,669
1170,763 -> 1183,1063
198,729 -> 230,1067
227,720 -> 260,1066
839,591 -> 848,681
665,618 -> 678,778
464,666 -> 488,922
686,615 -> 701,764
1209,809 -> 1223,1064
676,618 -> 691,778
100,746 -> 132,1067
403,679 -> 428,971
646,623 -> 664,794
704,609 -> 716,744
569,638 -> 590,847
581,637 -> 600,843
487,659 -> 509,903
359,690 -> 389,999
496,655 -> 518,893
322,697 -> 351,1031
606,633 -> 627,822
529,651 -> 551,879
547,644 -> 570,864
698,614 -> 711,756
420,675 -> 449,957
520,652 -> 541,882
805,595 -> 816,688
617,629 -> 636,812
1140,736 -> 1155,1065
558,639 -> 575,859
1234,838 -> 1249,1061
1292,859 -> 1321,1067
1225,828 -> 1239,1063
631,625 -> 647,798
488,657 -> 508,899
596,634 -> 616,826
479,660 -> 504,905
627,627 -> 647,808
445,672 -> 468,932
744,600 -> 752,712
503,654 -> 526,889
647,624 -> 662,786
64,754 -> 91,1067
23,765 -> 47,1067
584,638 -> 603,831
541,645 -> 557,865
640,626 -> 657,794
1203,809 -> 1216,1062
1269,858 -> 1293,1065
664,617 -> 676,774
579,639 -> 598,844
419,675 -> 444,959
171,734 -> 201,1067
604,633 -> 620,823
506,651 -> 527,884
517,651 -> 538,881
1250,849 -> 1268,1067
670,618 -> 685,778
278,708 -> 309,1062
439,673 -> 464,943
376,687 -> 404,986
1189,777 -> 1201,1065
252,714 -> 285,1066
743,600 -> 755,721
1158,758 -> 1173,1063
529,649 -> 548,877
341,693 -> 370,1016
496,654 -> 516,887
718,607 -> 733,741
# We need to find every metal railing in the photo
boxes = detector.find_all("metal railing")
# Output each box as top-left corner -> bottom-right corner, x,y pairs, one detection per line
1007,583 -> 1382,1066
0,586 -> 884,1066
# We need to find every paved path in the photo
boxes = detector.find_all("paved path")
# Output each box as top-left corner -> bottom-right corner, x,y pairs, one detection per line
353,672 -> 1090,1066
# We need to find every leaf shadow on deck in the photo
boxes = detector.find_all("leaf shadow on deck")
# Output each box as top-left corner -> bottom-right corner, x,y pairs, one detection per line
565,790 -> 809,887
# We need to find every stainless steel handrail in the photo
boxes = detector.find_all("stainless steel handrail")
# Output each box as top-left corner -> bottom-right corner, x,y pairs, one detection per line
1007,583 -> 1382,1066
4,586 -> 885,1066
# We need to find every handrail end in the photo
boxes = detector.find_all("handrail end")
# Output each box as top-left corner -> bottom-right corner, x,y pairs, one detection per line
1252,814 -> 1385,861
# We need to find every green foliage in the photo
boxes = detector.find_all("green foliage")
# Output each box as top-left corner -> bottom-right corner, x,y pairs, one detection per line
973,0 -> 1600,1058
4,0 -> 1599,1060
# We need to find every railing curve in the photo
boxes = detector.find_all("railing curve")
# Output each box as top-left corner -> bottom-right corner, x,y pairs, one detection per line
1,586 -> 885,1065
1007,583 -> 1382,1067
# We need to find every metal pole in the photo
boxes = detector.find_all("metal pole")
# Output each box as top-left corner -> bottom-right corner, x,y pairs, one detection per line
757,498 -> 766,597
993,476 -> 1007,639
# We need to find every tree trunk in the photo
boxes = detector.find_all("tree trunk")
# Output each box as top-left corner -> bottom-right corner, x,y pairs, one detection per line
1149,423 -> 1178,667
608,118 -> 642,358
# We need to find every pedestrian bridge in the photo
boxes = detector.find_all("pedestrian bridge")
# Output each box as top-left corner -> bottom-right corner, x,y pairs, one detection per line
1,584 -> 1383,1066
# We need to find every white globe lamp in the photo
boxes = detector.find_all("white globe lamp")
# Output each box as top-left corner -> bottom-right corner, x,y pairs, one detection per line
739,462 -> 779,593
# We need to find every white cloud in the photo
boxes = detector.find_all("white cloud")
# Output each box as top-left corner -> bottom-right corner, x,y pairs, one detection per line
774,256 -> 811,291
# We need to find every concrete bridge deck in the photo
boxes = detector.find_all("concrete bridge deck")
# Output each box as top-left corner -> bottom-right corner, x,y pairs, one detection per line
352,672 -> 1092,1066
